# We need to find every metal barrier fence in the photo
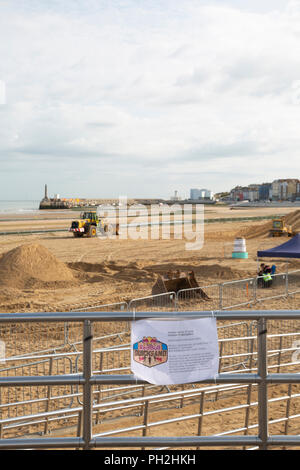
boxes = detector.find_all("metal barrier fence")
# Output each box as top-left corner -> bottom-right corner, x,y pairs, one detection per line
177,285 -> 220,311
1,268 -> 298,357
0,355 -> 75,436
221,278 -> 255,310
255,273 -> 288,302
288,270 -> 300,295
114,269 -> 300,317
1,270 -> 297,359
70,302 -> 130,351
0,310 -> 299,449
129,292 -> 177,312
126,269 -> 300,313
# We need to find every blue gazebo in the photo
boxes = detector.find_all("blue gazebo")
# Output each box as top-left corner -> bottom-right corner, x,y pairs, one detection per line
257,234 -> 300,259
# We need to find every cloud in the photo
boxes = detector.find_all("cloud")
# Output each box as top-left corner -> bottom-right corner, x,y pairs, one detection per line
0,1 -> 300,198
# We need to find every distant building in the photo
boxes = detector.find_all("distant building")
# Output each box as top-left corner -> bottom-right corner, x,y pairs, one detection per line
190,188 -> 214,200
230,184 -> 259,202
259,183 -> 272,201
247,184 -> 260,202
230,178 -> 299,202
271,179 -> 299,201
230,186 -> 244,201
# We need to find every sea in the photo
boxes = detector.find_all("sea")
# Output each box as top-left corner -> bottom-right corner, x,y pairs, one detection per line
0,200 -> 40,215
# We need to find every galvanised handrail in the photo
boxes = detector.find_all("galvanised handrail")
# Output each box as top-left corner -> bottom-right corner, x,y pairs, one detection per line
0,310 -> 300,450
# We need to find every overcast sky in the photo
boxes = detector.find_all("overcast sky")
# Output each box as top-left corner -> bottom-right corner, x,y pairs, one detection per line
1,0 -> 300,200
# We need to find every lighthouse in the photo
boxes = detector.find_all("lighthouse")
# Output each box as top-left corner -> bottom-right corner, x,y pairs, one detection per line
44,184 -> 49,201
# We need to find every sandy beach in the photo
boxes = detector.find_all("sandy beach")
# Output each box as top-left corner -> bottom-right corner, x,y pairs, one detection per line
0,204 -> 299,447
0,204 -> 299,313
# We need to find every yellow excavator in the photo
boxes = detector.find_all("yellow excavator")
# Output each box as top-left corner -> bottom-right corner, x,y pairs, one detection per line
69,211 -> 119,238
269,217 -> 295,237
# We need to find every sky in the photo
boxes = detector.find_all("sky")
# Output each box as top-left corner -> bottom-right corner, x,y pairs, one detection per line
1,0 -> 300,200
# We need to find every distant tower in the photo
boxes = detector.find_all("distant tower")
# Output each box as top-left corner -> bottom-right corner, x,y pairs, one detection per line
171,190 -> 180,201
44,184 -> 49,201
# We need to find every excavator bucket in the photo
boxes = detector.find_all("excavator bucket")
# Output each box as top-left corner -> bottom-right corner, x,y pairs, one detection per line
152,270 -> 210,300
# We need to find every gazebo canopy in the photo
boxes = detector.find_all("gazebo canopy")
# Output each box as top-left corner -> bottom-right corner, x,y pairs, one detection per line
257,234 -> 300,259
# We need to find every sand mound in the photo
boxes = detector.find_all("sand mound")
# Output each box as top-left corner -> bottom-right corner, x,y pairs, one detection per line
239,220 -> 272,239
239,210 -> 300,240
0,243 -> 76,289
196,264 -> 242,280
285,209 -> 300,227
68,261 -> 156,283
145,263 -> 243,281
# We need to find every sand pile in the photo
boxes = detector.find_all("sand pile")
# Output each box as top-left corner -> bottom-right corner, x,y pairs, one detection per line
285,209 -> 300,228
193,264 -> 244,280
240,210 -> 300,240
0,243 -> 76,289
239,220 -> 272,239
68,260 -> 156,283
144,263 -> 244,281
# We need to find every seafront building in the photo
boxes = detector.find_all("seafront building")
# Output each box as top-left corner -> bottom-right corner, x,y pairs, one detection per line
190,188 -> 214,201
229,178 -> 300,202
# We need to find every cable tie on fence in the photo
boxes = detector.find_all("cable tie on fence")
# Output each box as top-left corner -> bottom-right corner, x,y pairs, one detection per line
259,329 -> 267,336
84,335 -> 93,342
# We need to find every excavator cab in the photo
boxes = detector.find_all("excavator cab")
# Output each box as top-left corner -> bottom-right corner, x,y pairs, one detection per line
270,218 -> 294,237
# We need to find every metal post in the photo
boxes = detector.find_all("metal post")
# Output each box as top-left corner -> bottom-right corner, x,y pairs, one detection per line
243,336 -> 255,450
284,383 -> 292,448
215,342 -> 223,401
197,391 -> 205,451
277,336 -> 283,374
64,322 -> 69,346
257,317 -> 268,450
140,385 -> 146,416
180,385 -> 185,408
219,284 -> 223,310
77,410 -> 83,438
143,400 -> 149,437
254,277 -> 257,303
96,352 -> 103,424
44,357 -> 54,434
142,400 -> 149,450
83,320 -> 93,450
174,292 -> 178,312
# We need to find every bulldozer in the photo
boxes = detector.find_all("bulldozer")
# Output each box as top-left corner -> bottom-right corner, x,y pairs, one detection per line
269,217 -> 295,238
152,270 -> 210,300
69,211 -> 119,238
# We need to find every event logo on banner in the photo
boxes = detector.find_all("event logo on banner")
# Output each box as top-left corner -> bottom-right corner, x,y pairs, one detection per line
133,336 -> 168,368
131,318 -> 219,385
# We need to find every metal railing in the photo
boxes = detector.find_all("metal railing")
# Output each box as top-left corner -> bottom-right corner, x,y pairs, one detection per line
2,270 -> 296,359
1,317 -> 299,438
0,320 -> 255,433
0,310 -> 300,449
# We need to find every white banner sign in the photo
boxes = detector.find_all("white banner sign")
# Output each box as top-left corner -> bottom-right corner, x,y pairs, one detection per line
131,317 -> 219,385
